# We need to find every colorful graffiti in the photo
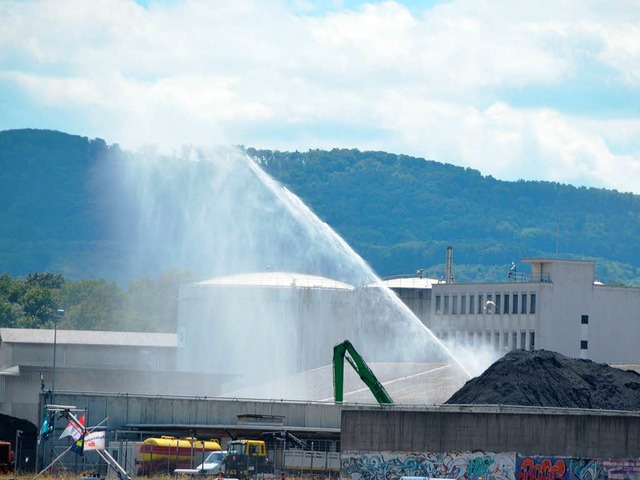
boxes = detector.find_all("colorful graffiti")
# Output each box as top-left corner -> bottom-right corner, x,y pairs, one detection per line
515,455 -> 611,480
342,453 -> 640,480
341,451 -> 515,480
517,458 -> 566,480
603,460 -> 640,480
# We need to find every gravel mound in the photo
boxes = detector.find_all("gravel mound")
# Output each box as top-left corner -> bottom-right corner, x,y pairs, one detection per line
445,349 -> 640,410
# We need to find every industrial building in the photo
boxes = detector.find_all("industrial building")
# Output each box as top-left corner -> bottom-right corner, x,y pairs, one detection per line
385,257 -> 640,364
4,256 -> 640,479
176,270 -> 450,394
0,328 -> 228,426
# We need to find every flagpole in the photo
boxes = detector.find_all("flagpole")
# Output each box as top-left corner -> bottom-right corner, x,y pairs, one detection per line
32,445 -> 73,480
32,415 -> 109,480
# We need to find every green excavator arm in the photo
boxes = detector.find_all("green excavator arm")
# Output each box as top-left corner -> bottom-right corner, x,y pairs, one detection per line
333,339 -> 394,405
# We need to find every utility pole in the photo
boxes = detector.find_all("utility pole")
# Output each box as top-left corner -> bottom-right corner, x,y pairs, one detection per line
14,429 -> 22,473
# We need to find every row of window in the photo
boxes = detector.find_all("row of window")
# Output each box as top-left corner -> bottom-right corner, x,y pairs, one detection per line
435,292 -> 537,315
438,329 -> 536,351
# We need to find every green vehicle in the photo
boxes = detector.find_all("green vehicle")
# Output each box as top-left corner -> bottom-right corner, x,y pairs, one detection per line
333,339 -> 394,405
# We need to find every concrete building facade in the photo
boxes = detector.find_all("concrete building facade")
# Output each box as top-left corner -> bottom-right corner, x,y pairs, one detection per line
387,258 -> 640,365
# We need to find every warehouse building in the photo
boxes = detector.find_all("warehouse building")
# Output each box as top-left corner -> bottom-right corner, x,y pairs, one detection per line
0,328 -> 228,425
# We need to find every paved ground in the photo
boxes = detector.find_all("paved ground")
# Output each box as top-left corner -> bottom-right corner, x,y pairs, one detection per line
221,361 -> 469,405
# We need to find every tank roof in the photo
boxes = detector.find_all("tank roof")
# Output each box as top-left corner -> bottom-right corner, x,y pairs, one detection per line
380,276 -> 440,289
197,271 -> 355,290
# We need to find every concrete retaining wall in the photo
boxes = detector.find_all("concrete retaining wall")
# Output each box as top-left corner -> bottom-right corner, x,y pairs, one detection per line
340,407 -> 640,480
341,407 -> 640,458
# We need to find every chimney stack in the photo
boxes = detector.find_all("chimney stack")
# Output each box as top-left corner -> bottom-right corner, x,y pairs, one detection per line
445,246 -> 454,284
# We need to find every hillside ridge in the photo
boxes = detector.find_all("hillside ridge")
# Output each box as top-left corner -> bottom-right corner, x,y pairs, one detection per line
1,128 -> 640,285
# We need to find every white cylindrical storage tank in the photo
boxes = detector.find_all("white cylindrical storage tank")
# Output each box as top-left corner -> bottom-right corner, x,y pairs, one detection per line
176,271 -> 356,391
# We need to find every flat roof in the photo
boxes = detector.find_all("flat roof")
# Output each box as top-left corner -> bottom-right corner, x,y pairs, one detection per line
521,258 -> 595,265
0,328 -> 176,347
124,423 -> 340,435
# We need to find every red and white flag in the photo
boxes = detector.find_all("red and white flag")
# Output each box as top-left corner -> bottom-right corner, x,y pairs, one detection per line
60,413 -> 85,441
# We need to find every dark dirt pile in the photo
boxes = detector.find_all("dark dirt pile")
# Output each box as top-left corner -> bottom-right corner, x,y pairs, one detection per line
445,349 -> 640,410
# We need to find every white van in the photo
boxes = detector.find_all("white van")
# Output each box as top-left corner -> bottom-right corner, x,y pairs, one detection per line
175,450 -> 227,476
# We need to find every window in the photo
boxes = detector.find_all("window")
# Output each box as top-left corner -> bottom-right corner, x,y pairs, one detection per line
444,295 -> 450,314
452,295 -> 458,314
442,331 -> 448,341
512,332 -> 518,350
581,340 -> 588,350
512,294 -> 518,314
504,294 -> 510,314
529,331 -> 535,351
478,294 -> 484,314
493,331 -> 500,348
435,295 -> 442,313
461,295 -> 467,314
469,295 -> 475,314
520,331 -> 526,350
486,294 -> 493,313
530,293 -> 537,314
521,293 -> 527,314
495,294 -> 501,314
581,315 -> 589,325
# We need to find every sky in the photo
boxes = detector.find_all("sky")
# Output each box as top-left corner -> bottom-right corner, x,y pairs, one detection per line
1,0 -> 640,193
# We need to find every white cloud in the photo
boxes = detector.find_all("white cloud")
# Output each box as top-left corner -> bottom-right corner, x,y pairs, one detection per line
1,0 -> 640,192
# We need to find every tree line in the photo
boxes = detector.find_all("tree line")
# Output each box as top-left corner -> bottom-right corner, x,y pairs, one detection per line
0,271 -> 194,332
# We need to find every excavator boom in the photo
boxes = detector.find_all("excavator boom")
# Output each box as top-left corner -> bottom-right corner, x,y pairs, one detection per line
333,340 -> 393,405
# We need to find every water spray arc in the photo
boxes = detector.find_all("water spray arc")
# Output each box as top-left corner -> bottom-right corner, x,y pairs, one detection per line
115,145 -> 473,398
244,155 -> 472,379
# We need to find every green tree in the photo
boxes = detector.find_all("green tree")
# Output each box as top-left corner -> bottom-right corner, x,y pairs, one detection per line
0,273 -> 24,303
0,299 -> 22,327
59,279 -> 124,330
26,272 -> 65,289
123,269 -> 196,332
18,285 -> 56,327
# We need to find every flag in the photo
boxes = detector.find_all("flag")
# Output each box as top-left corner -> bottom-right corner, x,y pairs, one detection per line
84,430 -> 106,451
60,413 -> 85,440
71,435 -> 84,456
37,412 -> 53,445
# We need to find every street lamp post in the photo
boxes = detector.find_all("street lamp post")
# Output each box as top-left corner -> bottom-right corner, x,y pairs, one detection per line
51,309 -> 64,405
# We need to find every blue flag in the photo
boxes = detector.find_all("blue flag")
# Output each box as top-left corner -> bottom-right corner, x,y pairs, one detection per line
71,435 -> 84,456
37,413 -> 53,445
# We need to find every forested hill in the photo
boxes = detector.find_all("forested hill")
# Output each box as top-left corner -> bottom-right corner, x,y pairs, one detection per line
2,128 -> 640,285
249,148 -> 640,283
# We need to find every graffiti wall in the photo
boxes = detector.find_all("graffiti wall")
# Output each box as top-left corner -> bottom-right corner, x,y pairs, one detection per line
341,452 -> 640,480
341,451 -> 516,480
